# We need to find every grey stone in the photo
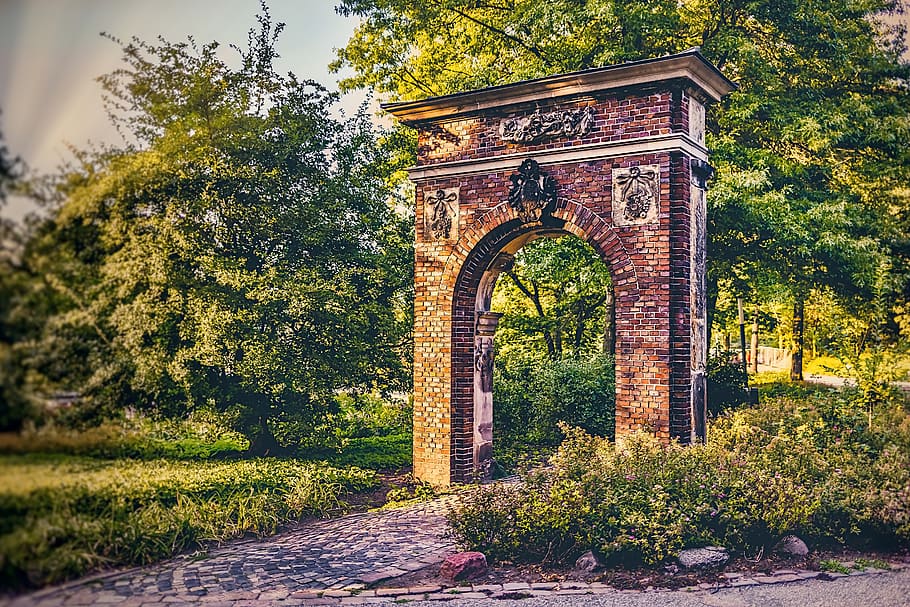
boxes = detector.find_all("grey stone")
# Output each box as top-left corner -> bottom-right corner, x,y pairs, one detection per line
677,546 -> 730,570
574,550 -> 603,572
775,534 -> 809,557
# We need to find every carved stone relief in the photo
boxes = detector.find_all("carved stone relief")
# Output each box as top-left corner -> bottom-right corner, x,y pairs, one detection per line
612,165 -> 660,226
507,159 -> 558,223
499,106 -> 595,143
424,187 -> 459,241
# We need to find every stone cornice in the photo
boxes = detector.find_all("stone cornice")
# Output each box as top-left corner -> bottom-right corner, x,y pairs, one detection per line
406,133 -> 708,181
382,50 -> 736,125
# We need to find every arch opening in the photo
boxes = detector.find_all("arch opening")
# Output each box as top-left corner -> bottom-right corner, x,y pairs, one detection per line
453,214 -> 628,481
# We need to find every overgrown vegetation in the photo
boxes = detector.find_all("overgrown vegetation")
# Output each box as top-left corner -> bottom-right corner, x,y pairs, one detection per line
0,456 -> 379,589
448,383 -> 910,567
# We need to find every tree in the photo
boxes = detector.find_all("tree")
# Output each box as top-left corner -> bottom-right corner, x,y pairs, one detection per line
492,235 -> 611,360
24,7 -> 412,452
334,0 -> 910,374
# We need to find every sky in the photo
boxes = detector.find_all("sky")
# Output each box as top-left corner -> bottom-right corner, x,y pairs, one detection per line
0,0 -> 365,220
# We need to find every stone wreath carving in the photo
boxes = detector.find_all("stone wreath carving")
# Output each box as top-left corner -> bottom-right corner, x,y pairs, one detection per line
612,165 -> 660,226
508,159 -> 558,223
499,106 -> 595,143
424,187 -> 458,240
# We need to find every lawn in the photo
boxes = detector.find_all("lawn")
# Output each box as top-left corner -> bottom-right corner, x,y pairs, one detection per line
0,453 -> 385,590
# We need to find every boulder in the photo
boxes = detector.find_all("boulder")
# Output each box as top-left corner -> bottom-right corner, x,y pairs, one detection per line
774,535 -> 809,557
678,546 -> 729,570
574,550 -> 603,573
440,551 -> 488,582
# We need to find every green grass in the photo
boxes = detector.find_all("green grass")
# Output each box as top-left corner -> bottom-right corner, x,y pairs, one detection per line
0,454 -> 379,590
298,433 -> 412,470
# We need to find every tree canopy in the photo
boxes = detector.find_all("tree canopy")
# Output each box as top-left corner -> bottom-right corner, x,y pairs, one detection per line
2,8 -> 412,450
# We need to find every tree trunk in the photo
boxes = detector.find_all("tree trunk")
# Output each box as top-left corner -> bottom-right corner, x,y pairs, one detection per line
602,285 -> 615,356
790,296 -> 805,381
248,415 -> 282,456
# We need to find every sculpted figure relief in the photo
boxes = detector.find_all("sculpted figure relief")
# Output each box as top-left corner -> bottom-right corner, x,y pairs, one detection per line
499,106 -> 595,143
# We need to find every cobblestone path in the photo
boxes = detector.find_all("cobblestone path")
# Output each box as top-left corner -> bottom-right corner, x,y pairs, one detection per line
6,498 -> 458,607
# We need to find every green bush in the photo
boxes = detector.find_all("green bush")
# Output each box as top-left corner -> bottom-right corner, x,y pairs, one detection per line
448,386 -> 910,567
0,456 -> 378,589
706,352 -> 750,416
494,353 -> 615,447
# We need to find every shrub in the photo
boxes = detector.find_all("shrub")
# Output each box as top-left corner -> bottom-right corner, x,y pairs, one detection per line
706,352 -> 749,416
448,386 -> 910,567
494,353 -> 615,447
0,413 -> 248,460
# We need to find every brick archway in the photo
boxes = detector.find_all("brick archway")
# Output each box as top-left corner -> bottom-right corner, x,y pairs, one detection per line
384,50 -> 735,485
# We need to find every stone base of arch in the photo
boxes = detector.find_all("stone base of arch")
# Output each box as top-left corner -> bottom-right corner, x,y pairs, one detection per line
385,51 -> 735,485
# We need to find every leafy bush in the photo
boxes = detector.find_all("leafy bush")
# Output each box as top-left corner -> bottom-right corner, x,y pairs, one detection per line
494,353 -> 615,447
0,456 -> 378,589
706,352 -> 750,416
448,386 -> 910,567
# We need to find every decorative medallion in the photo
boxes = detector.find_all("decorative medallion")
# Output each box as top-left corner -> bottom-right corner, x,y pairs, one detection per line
499,106 -> 595,143
508,159 -> 558,223
424,187 -> 459,241
612,165 -> 660,226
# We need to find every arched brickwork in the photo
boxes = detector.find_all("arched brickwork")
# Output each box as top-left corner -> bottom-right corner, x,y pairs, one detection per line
384,51 -> 735,485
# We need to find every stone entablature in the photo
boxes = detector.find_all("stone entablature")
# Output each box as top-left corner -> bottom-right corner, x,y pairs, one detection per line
384,49 -> 735,485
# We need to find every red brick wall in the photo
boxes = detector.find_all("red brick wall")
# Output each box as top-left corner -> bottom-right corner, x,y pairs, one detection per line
410,85 -> 700,484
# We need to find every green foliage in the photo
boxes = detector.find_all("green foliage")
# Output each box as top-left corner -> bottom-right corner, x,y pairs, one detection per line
448,386 -> 910,567
494,352 -> 615,447
7,6 -> 413,451
298,434 -> 412,471
0,455 -> 378,589
0,411 -> 248,459
492,236 -> 612,361
706,352 -> 750,416
385,474 -> 437,505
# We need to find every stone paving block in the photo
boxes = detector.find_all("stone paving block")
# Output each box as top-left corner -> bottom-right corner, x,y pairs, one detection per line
530,582 -> 559,590
423,593 -> 457,601
773,574 -> 802,583
730,578 -> 759,587
339,598 -> 392,605
321,590 -> 351,598
557,581 -> 588,589
407,585 -> 443,594
470,584 -> 502,592
375,588 -> 405,596
502,582 -> 531,591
